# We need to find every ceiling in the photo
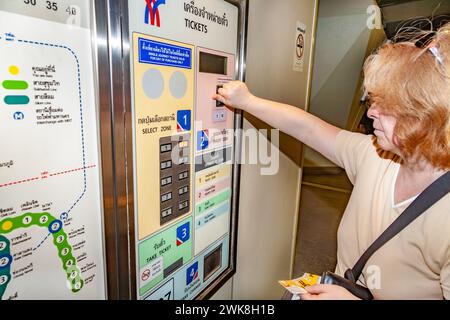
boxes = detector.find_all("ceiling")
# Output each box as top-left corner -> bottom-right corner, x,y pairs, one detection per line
376,0 -> 450,38
377,0 -> 423,7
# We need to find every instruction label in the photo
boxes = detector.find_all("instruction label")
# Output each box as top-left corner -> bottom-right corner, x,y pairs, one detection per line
139,38 -> 192,69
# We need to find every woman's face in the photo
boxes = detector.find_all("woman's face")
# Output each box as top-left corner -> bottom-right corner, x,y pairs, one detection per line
367,103 -> 401,155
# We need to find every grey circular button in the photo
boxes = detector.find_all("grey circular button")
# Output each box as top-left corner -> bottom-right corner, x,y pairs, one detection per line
169,71 -> 187,99
142,68 -> 164,99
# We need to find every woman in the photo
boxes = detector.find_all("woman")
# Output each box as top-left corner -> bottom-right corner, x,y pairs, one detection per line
214,24 -> 450,299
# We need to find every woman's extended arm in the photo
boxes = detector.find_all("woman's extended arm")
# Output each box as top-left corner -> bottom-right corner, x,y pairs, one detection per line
214,81 -> 342,164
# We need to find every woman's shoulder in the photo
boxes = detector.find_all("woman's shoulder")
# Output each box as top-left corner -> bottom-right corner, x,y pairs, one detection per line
421,192 -> 450,267
336,130 -> 371,144
336,131 -> 400,164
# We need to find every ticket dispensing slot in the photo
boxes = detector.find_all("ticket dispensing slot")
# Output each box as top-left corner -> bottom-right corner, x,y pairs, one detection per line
203,244 -> 223,282
164,258 -> 184,278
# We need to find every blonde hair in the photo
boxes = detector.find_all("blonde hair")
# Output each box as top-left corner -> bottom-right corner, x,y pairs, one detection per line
363,22 -> 450,170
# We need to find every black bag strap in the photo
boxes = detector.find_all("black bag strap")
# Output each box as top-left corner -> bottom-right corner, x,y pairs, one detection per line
345,171 -> 450,282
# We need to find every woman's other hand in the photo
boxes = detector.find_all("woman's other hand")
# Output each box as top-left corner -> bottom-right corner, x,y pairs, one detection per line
213,81 -> 255,111
300,284 -> 361,300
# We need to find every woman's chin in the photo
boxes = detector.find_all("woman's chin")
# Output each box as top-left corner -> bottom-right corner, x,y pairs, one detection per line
375,137 -> 397,153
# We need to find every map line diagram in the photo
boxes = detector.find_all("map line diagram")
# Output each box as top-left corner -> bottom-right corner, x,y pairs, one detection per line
0,212 -> 83,299
16,38 -> 88,215
0,33 -> 97,299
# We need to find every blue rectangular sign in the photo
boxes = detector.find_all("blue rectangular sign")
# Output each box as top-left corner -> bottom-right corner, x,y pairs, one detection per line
176,222 -> 191,244
139,38 -> 192,69
177,110 -> 191,132
186,262 -> 199,285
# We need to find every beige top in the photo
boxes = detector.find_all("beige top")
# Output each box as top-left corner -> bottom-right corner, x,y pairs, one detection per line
334,130 -> 450,300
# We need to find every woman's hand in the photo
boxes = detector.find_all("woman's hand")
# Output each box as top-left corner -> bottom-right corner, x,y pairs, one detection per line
213,80 -> 341,165
300,284 -> 361,300
213,81 -> 255,111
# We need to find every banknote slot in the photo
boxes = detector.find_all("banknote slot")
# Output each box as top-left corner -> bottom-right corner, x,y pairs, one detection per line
203,244 -> 222,282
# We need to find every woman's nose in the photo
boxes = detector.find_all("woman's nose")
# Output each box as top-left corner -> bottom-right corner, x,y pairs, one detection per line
367,105 -> 378,120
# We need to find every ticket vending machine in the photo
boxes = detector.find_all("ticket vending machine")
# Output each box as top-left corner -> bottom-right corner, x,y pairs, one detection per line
0,0 -> 246,300
124,0 -> 245,300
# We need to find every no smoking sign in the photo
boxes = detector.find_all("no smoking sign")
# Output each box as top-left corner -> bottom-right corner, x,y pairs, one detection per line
296,33 -> 304,59
293,21 -> 306,72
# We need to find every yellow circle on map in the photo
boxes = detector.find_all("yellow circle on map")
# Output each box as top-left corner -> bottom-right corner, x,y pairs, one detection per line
9,66 -> 19,75
1,221 -> 13,231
